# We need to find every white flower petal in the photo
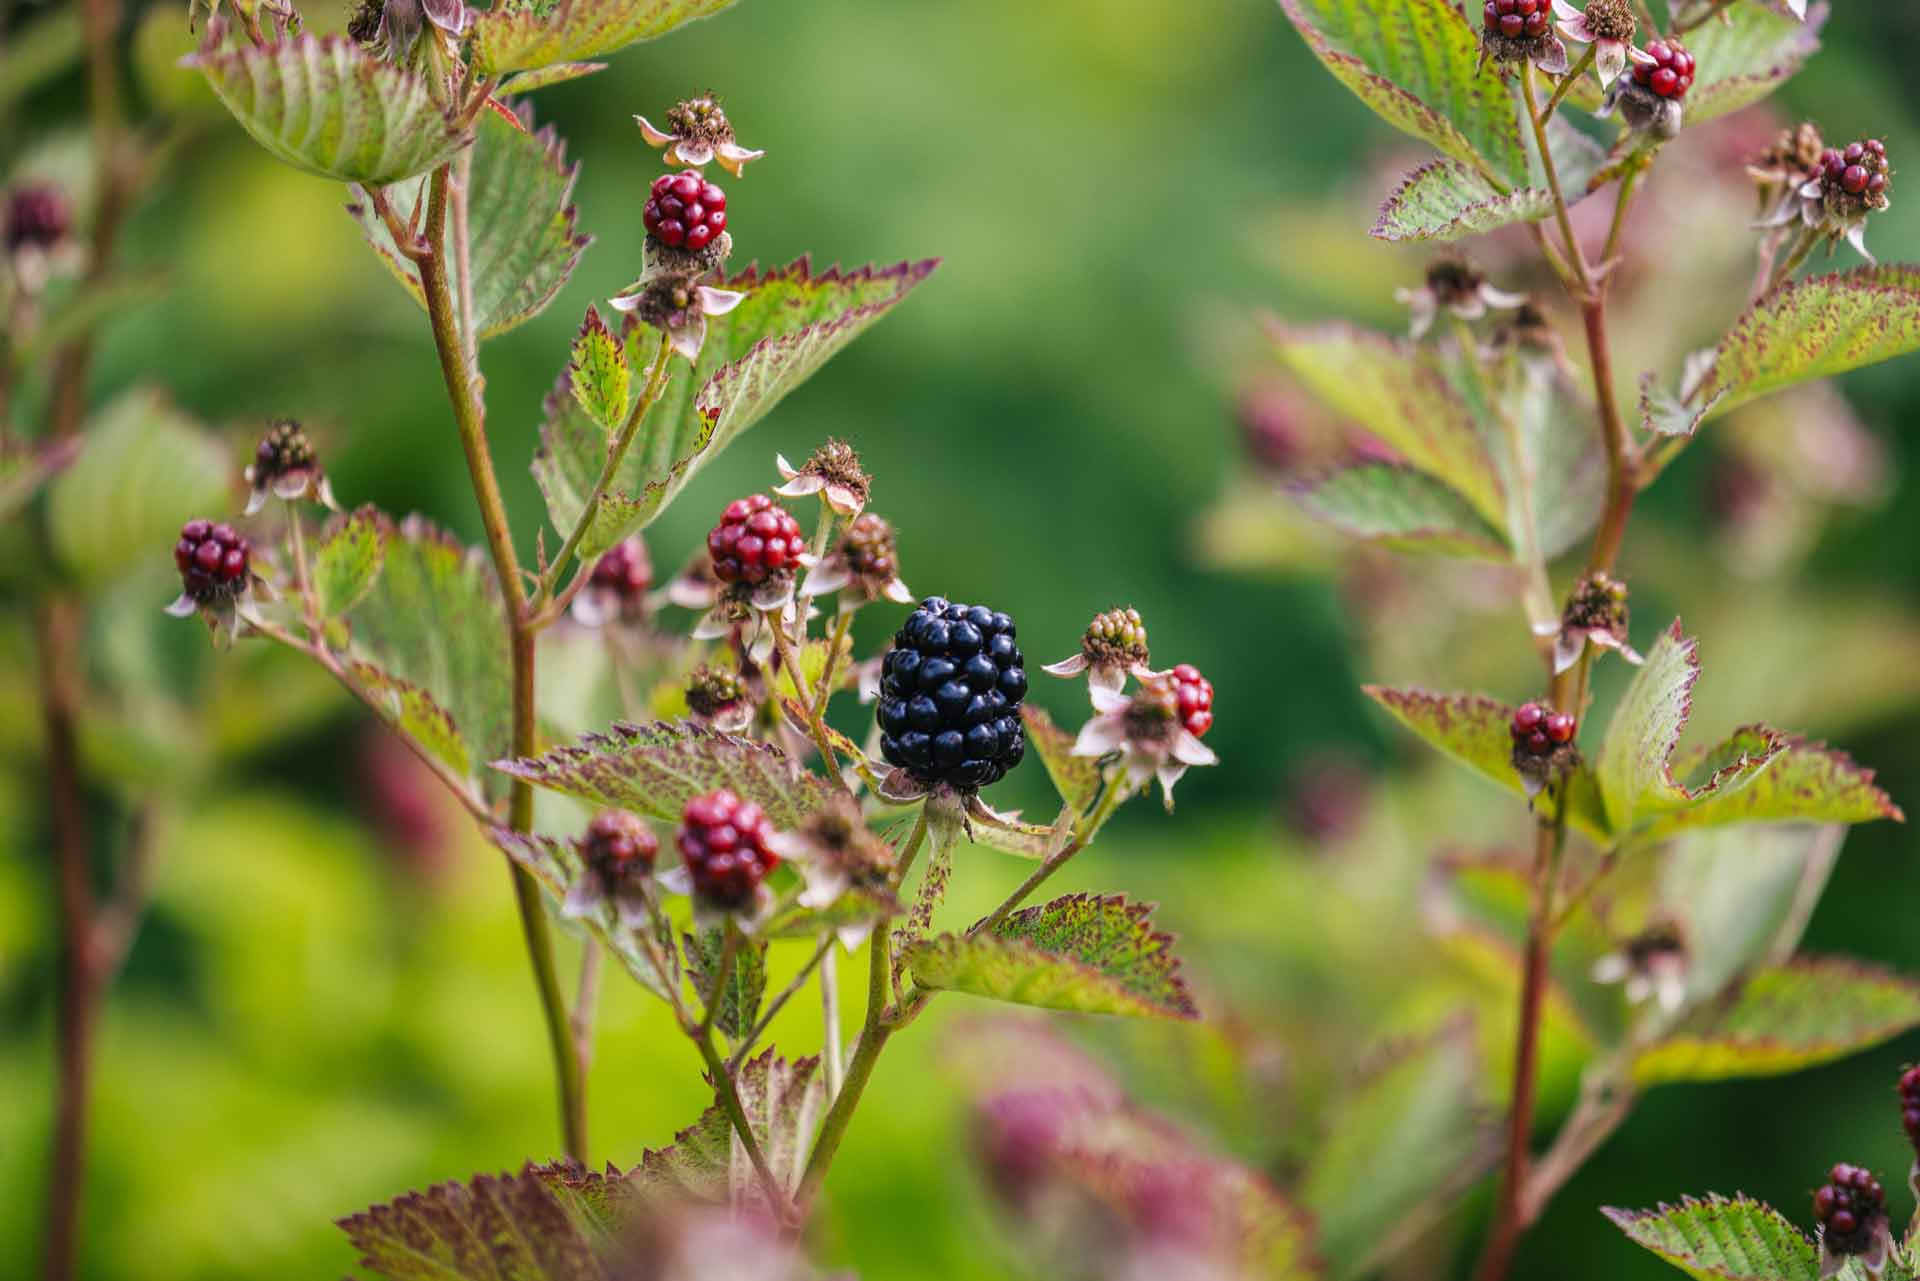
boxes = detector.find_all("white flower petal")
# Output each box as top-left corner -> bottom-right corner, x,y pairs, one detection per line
657,865 -> 693,896
1535,35 -> 1570,75
562,877 -> 605,920
1552,629 -> 1585,674
1088,683 -> 1131,715
243,488 -> 269,516
674,140 -> 716,167
668,317 -> 706,362
1071,715 -> 1129,758
697,286 -> 746,316
775,453 -> 802,480
774,473 -> 825,499
609,290 -> 644,312
1591,953 -> 1629,983
1845,222 -> 1876,264
614,886 -> 653,930
715,143 -> 766,178
690,607 -> 732,640
316,474 -> 342,512
1088,663 -> 1127,695
1042,654 -> 1090,678
635,115 -> 674,146
750,576 -> 795,611
1154,761 -> 1189,811
800,560 -> 852,598
882,577 -> 914,604
824,483 -> 865,516
273,471 -> 311,500
164,593 -> 200,619
1593,39 -> 1628,87
1171,730 -> 1217,768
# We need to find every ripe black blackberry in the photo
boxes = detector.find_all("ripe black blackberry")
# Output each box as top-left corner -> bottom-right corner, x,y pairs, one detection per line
1813,1163 -> 1887,1259
878,596 -> 1027,789
174,519 -> 252,604
676,789 -> 780,910
579,810 -> 658,889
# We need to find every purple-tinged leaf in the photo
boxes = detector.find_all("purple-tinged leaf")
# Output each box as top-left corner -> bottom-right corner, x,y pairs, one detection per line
313,505 -> 386,618
1632,957 -> 1920,1086
347,661 -> 473,785
472,0 -> 735,75
1290,462 -> 1512,558
497,61 -> 608,96
1640,737 -> 1903,837
1602,1194 -> 1819,1281
632,1050 -> 824,1208
568,305 -> 628,433
494,720 -> 833,831
187,34 -> 469,185
1684,3 -> 1826,124
907,893 -> 1198,1020
339,1163 -> 607,1280
682,927 -> 766,1040
1371,159 -> 1556,243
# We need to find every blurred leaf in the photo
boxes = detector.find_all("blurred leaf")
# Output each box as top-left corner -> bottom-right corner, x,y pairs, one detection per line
347,660 -> 473,782
1192,481 -> 1340,576
907,894 -> 1198,1019
1276,0 -> 1529,185
1291,463 -> 1511,557
187,34 -> 469,184
1602,1194 -> 1818,1281
47,388 -> 230,590
568,305 -> 628,433
0,438 -> 80,525
1498,353 -> 1606,562
497,61 -> 608,95
1684,3 -> 1825,125
0,7 -> 83,113
348,105 -> 590,342
1632,957 -> 1920,1086
1637,737 -> 1903,837
683,927 -> 767,1040
1658,825 -> 1842,1006
313,505 -> 385,618
1430,854 -> 1615,1032
472,0 -> 736,74
12,271 -> 169,368
487,826 -> 677,1001
343,515 -> 513,795
772,635 -> 853,707
496,720 -> 832,829
534,259 -> 937,561
1300,1020 -> 1495,1281
1022,704 -> 1103,815
340,1164 -> 605,1281
1370,159 -> 1554,242
1266,322 -> 1506,527
632,1050 -> 824,1207
1644,266 -> 1920,439
763,885 -> 901,940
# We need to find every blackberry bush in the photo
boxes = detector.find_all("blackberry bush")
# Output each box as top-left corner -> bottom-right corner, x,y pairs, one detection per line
877,596 -> 1028,790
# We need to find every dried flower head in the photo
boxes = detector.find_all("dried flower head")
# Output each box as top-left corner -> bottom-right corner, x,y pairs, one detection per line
803,511 -> 912,609
1553,0 -> 1650,87
1044,606 -> 1162,694
1539,571 -> 1641,673
609,271 -> 745,361
1395,255 -> 1528,339
684,663 -> 754,732
562,810 -> 659,926
1592,917 -> 1688,1012
775,438 -> 871,516
768,796 -> 900,943
1813,1162 -> 1892,1279
571,536 -> 653,627
1072,676 -> 1218,810
244,418 -> 339,514
1760,137 -> 1894,262
1480,0 -> 1571,75
635,94 -> 766,177
1748,122 -> 1828,214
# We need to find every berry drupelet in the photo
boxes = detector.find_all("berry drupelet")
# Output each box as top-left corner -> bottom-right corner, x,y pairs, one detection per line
676,789 -> 780,910
589,536 -> 652,602
579,810 -> 658,888
878,597 -> 1027,789
1511,701 -> 1576,757
1171,664 -> 1214,738
1821,139 -> 1892,211
708,493 -> 804,585
174,520 -> 252,605
643,169 -> 728,252
1483,0 -> 1549,41
5,183 -> 70,254
1900,1065 -> 1920,1153
1813,1163 -> 1889,1267
1633,39 -> 1695,100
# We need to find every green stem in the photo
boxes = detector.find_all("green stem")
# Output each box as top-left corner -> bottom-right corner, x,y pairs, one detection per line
1763,224 -> 1822,297
1672,0 -> 1736,35
1540,46 -> 1596,123
770,614 -> 848,791
700,921 -> 738,1038
796,915 -> 894,1213
1521,62 -> 1592,295
728,934 -> 834,1073
693,1023 -> 789,1213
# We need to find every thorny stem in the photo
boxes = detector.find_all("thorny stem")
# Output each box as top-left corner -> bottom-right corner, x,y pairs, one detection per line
571,945 -> 602,1078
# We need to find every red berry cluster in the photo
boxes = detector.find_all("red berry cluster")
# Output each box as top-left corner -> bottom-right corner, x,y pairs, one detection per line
1813,1163 -> 1885,1252
1511,701 -> 1576,757
643,169 -> 728,251
174,519 -> 251,604
580,809 -> 658,886
708,493 -> 804,585
588,536 -> 652,602
1822,139 -> 1891,199
676,789 -> 780,909
1898,1065 -> 1920,1152
1171,664 -> 1214,738
1483,0 -> 1548,40
1633,40 -> 1696,100
6,183 -> 70,253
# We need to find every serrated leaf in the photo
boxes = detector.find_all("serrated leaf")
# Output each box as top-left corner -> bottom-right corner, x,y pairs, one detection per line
1658,825 -> 1842,1007
632,1050 -> 824,1208
344,515 -> 513,796
348,104 -> 590,342
1644,266 -> 1920,439
472,0 -> 735,75
1371,158 -> 1555,242
683,927 -> 766,1041
1638,738 -> 1903,837
568,305 -> 628,433
187,34 -> 468,184
1022,704 -> 1103,815
487,826 -> 675,1002
347,661 -> 474,783
534,258 -> 936,561
495,720 -> 832,830
1301,1021 -> 1495,1280
1602,1194 -> 1819,1281
1267,321 -> 1506,527
1685,3 -> 1825,124
48,388 -> 229,590
497,61 -> 607,95
340,1163 -> 605,1281
1277,0 -> 1530,185
1291,462 -> 1511,557
1634,957 -> 1920,1087
313,505 -> 385,618
907,894 -> 1197,1020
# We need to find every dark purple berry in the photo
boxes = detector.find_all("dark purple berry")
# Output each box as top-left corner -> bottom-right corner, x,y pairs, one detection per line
1510,701 -> 1573,758
707,494 -> 803,585
1633,39 -> 1694,99
5,183 -> 69,254
1813,1162 -> 1887,1258
174,519 -> 251,604
579,810 -> 658,888
644,168 -> 728,251
1898,1065 -> 1920,1151
879,597 -> 1026,789
676,789 -> 779,909
588,536 -> 652,601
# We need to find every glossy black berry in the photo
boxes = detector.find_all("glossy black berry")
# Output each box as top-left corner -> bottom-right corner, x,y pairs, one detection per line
1813,1162 -> 1885,1254
173,519 -> 251,605
644,168 -> 728,252
1634,39 -> 1695,100
1510,700 -> 1575,758
579,809 -> 658,887
879,596 -> 1026,789
708,493 -> 803,585
676,789 -> 779,909
5,183 -> 69,254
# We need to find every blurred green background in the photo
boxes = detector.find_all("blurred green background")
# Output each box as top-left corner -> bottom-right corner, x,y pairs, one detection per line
6,0 -> 1920,1277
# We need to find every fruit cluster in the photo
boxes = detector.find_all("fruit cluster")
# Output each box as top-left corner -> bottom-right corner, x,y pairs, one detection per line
1812,1163 -> 1885,1254
174,520 -> 252,604
1633,39 -> 1695,100
842,513 -> 899,583
1171,664 -> 1214,738
676,789 -> 780,909
1482,0 -> 1548,40
708,494 -> 804,585
1510,701 -> 1576,757
1821,139 -> 1891,202
643,169 -> 728,251
252,419 -> 317,487
878,597 -> 1028,788
1898,1065 -> 1920,1152
579,810 -> 658,887
588,537 -> 653,605
4,183 -> 68,253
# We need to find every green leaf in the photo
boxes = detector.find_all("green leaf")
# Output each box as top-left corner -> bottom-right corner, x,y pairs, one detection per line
486,826 -> 676,1002
496,61 -> 607,96
1685,3 -> 1825,125
1499,354 -> 1606,562
1602,1194 -> 1819,1281
1301,1021 -> 1495,1281
1638,738 -> 1903,837
763,885 -> 901,941
1266,321 -> 1506,527
682,927 -> 766,1041
1021,704 -> 1103,815
1370,158 -> 1555,242
1644,266 -> 1920,438
0,439 -> 79,525
1658,825 -> 1842,1007
187,34 -> 469,185
313,505 -> 385,618
1633,957 -> 1920,1087
47,388 -> 230,590
906,893 -> 1198,1020
568,305 -> 628,433
495,720 -> 833,830
347,104 -> 590,342
1276,0 -> 1530,185
472,0 -> 737,75
343,515 -> 513,796
1291,463 -> 1511,557
340,1164 -> 606,1281
632,1050 -> 824,1208
534,258 -> 937,561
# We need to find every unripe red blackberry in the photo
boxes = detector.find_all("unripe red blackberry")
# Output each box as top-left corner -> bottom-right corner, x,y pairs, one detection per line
1633,39 -> 1695,100
1813,1162 -> 1887,1257
589,536 -> 652,601
878,597 -> 1027,789
676,789 -> 780,909
1171,663 -> 1214,738
579,809 -> 658,888
643,168 -> 728,252
1820,139 -> 1892,208
1483,0 -> 1549,39
707,493 -> 803,585
5,183 -> 70,254
173,519 -> 251,604
1899,1065 -> 1920,1151
1510,701 -> 1575,757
